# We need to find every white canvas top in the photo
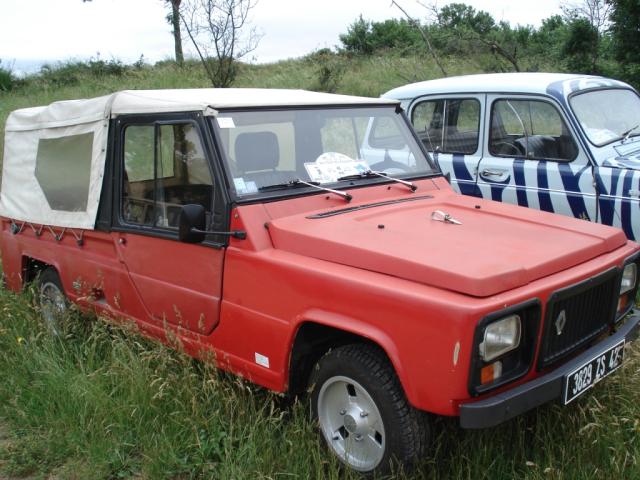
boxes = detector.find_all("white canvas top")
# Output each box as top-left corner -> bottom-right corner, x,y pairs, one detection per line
2,89 -> 396,230
6,89 -> 397,132
111,88 -> 397,113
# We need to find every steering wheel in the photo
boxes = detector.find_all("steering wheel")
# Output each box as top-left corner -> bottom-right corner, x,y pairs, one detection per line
493,141 -> 524,157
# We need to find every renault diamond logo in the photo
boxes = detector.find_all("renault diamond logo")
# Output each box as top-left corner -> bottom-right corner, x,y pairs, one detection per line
555,310 -> 567,336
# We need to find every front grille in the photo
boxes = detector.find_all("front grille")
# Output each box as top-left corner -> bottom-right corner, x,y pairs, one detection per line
538,268 -> 619,369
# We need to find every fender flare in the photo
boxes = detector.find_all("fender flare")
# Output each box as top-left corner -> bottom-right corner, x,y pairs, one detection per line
287,308 -> 419,406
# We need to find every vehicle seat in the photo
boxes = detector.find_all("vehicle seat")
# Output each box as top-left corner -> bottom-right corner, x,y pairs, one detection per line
235,131 -> 293,187
444,129 -> 479,154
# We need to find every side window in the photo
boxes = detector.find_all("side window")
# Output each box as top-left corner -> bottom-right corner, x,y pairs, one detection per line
489,99 -> 578,161
35,133 -> 93,211
411,98 -> 480,154
122,122 -> 214,229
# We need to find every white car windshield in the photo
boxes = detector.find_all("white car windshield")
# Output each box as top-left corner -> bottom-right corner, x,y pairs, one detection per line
212,106 -> 436,196
570,88 -> 640,146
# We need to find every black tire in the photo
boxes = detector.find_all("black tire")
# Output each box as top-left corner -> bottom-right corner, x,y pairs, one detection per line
37,268 -> 68,335
309,344 -> 429,475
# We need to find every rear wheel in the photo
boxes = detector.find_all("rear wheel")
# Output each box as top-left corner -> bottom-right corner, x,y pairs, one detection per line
309,344 -> 428,475
37,268 -> 68,335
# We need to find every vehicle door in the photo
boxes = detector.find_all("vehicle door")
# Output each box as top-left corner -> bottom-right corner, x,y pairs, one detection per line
477,95 -> 596,221
113,114 -> 226,335
408,94 -> 484,197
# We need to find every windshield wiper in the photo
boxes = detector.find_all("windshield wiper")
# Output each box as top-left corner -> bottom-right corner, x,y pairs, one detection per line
621,124 -> 640,143
337,170 -> 417,192
258,179 -> 352,201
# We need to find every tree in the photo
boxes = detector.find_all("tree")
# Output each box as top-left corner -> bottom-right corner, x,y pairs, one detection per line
391,0 -> 447,76
339,16 -> 375,55
431,2 -> 521,71
437,3 -> 495,35
527,15 -> 567,60
560,0 -> 610,73
561,18 -> 599,73
166,0 -> 184,66
180,0 -> 262,87
608,0 -> 640,83
339,17 -> 422,55
561,0 -> 611,34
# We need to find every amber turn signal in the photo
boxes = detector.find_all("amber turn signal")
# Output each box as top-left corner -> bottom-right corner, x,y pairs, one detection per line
480,361 -> 503,385
617,294 -> 630,315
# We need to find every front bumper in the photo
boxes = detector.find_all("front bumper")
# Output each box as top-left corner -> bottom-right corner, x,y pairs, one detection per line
459,310 -> 640,429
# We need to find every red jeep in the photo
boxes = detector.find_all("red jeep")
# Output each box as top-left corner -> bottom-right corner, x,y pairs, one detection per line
1,89 -> 638,474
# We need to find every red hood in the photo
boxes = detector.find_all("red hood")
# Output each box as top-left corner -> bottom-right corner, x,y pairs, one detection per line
266,190 -> 627,297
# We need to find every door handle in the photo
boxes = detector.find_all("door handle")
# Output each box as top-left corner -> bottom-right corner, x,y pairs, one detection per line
480,168 -> 510,183
481,169 -> 507,176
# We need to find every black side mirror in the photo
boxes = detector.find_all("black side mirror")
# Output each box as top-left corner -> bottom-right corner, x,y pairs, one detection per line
178,204 -> 247,243
179,204 -> 206,243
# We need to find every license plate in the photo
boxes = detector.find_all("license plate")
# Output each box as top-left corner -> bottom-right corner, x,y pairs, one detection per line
563,340 -> 625,405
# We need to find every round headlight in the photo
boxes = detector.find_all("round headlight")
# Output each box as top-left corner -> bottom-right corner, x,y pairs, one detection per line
479,314 -> 522,362
620,263 -> 637,295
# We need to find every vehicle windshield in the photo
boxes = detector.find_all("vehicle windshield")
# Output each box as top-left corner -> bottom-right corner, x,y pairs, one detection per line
212,106 -> 436,196
570,88 -> 640,146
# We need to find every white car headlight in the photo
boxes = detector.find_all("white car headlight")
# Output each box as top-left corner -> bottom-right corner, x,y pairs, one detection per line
479,314 -> 522,362
620,263 -> 637,295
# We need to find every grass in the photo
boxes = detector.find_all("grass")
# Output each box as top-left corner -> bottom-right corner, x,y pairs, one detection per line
1,54 -> 637,479
0,288 -> 338,479
0,286 -> 639,479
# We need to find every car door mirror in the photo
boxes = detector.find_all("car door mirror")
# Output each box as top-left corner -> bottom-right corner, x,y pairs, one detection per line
178,204 -> 247,243
179,204 -> 206,243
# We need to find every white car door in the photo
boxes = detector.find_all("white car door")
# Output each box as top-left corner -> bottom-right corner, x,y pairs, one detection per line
408,94 -> 485,198
476,94 -> 597,222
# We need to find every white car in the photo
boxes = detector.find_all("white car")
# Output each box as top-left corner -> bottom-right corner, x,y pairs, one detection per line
383,73 -> 640,240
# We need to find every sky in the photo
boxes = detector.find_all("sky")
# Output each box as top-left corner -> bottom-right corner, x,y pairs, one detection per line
1,0 -> 563,75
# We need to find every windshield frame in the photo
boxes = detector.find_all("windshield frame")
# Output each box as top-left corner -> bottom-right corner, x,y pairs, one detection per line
568,86 -> 640,148
209,104 -> 440,204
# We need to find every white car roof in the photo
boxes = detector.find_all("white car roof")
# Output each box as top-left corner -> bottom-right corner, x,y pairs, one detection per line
383,72 -> 630,100
7,88 -> 398,132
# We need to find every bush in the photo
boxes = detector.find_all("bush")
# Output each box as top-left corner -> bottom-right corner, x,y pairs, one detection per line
561,18 -> 598,74
340,16 -> 423,56
39,57 -> 127,87
306,50 -> 346,93
0,60 -> 15,92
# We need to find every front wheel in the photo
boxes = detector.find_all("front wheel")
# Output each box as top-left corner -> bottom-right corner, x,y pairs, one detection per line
309,344 -> 428,474
37,268 -> 69,335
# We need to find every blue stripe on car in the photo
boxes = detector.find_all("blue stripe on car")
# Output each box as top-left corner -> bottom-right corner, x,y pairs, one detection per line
595,167 -> 621,227
536,162 -> 554,212
559,163 -> 591,220
452,154 -> 482,197
513,159 -> 528,207
620,170 -> 635,239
